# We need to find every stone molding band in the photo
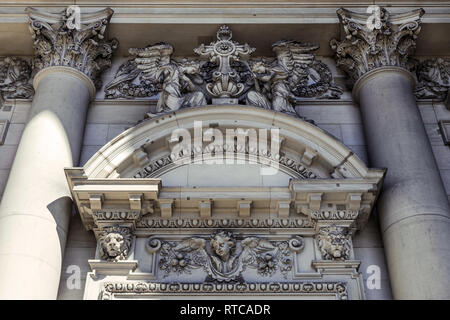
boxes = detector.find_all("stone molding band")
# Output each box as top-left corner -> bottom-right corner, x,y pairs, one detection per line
33,66 -> 97,100
352,66 -> 416,103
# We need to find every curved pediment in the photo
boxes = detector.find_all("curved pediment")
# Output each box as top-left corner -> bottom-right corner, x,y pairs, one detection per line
82,105 -> 383,182
66,105 -> 384,233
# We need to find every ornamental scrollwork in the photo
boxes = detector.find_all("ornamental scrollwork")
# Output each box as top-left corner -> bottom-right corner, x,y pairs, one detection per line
147,231 -> 303,281
317,226 -> 351,261
98,226 -> 133,262
104,25 -> 342,116
0,57 -> 34,103
415,58 -> 450,100
26,7 -> 118,87
330,7 -> 424,87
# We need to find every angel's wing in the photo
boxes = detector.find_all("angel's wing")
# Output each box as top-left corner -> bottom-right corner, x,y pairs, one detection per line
129,42 -> 174,78
272,40 -> 319,71
241,237 -> 275,253
173,237 -> 206,252
105,60 -> 141,91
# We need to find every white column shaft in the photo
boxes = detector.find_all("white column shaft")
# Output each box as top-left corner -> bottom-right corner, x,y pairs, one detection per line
0,70 -> 91,299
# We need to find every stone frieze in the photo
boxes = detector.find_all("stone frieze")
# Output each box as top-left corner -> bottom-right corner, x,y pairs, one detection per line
100,281 -> 348,300
105,25 -> 342,117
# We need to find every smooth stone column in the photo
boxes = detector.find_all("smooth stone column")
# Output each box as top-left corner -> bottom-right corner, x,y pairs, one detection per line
0,67 -> 94,299
354,67 -> 450,299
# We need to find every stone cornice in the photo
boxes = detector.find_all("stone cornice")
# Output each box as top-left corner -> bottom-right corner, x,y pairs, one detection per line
26,7 -> 118,88
330,7 -> 424,87
100,281 -> 348,300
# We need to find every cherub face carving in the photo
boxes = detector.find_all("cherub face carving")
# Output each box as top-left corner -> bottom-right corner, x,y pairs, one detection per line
210,231 -> 236,262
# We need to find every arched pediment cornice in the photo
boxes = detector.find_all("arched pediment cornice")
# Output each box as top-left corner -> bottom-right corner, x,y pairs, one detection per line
81,105 -> 383,181
66,105 -> 385,233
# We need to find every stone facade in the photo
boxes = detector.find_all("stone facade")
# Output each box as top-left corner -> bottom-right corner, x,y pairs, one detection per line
0,1 -> 449,300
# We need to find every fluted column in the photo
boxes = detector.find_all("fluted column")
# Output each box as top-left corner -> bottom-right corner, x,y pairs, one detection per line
0,7 -> 117,299
331,7 -> 450,299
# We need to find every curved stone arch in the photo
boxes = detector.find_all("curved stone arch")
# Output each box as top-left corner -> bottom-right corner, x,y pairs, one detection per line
83,105 -> 381,182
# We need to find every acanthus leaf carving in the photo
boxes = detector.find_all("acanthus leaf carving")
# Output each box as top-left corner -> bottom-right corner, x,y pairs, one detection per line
330,7 -> 424,87
26,7 -> 118,87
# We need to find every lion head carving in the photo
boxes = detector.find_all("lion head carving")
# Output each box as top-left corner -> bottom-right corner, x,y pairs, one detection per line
98,226 -> 132,262
317,226 -> 350,260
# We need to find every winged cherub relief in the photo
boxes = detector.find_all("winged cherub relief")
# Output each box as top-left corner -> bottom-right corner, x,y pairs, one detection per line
151,231 -> 300,282
129,42 -> 207,113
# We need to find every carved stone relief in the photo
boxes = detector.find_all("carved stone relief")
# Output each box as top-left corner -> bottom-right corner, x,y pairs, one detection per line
0,57 -> 34,103
330,7 -> 424,87
100,281 -> 348,300
137,217 -> 313,229
98,226 -> 133,262
415,58 -> 450,100
132,141 -> 318,180
26,7 -> 118,88
317,226 -> 351,261
146,231 -> 304,282
105,25 -> 342,117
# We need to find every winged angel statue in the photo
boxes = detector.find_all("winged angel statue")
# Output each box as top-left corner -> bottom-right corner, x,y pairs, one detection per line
247,40 -> 342,114
153,231 -> 295,281
129,43 -> 207,113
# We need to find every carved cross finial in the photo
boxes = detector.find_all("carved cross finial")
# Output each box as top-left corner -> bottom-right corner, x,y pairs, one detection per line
194,25 -> 255,98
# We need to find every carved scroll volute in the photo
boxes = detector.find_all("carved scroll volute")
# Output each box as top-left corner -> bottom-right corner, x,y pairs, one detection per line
194,25 -> 255,98
26,7 -> 118,88
330,7 -> 424,87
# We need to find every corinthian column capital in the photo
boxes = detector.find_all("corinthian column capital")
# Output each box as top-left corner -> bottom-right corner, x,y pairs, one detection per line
330,7 -> 424,87
26,7 -> 118,89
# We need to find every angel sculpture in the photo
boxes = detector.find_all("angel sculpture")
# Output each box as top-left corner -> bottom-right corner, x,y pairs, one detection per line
247,40 -> 341,114
0,57 -> 34,104
130,42 -> 207,113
